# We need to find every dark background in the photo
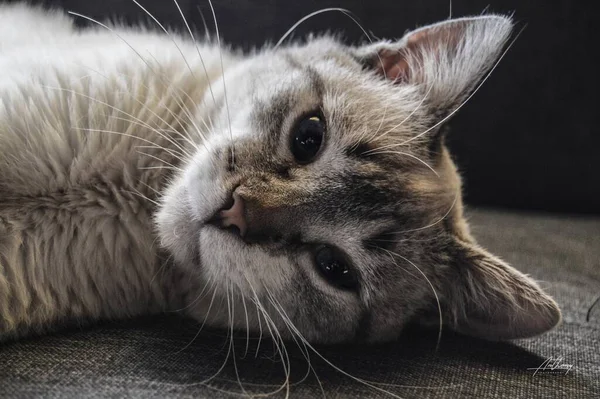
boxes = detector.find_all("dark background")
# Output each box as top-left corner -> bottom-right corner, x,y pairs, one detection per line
13,0 -> 599,214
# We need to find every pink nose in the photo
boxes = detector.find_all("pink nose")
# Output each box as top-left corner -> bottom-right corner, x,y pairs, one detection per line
218,192 -> 247,237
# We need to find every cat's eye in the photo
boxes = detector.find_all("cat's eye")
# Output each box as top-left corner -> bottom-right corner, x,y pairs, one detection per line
314,245 -> 357,290
291,115 -> 325,164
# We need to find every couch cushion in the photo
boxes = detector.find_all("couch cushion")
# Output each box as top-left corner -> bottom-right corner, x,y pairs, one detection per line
1,208 -> 598,398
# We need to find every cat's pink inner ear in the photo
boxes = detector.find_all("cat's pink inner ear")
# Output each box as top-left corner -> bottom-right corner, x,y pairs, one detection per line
365,15 -> 513,104
375,49 -> 410,83
373,23 -> 457,84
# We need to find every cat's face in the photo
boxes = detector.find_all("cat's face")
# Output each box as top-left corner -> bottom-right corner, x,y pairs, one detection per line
157,16 -> 561,343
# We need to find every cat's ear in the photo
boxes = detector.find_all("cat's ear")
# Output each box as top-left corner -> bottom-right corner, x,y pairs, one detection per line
441,239 -> 561,340
355,15 -> 513,116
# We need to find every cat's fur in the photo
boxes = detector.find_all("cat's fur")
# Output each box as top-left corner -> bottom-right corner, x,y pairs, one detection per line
0,3 -> 560,343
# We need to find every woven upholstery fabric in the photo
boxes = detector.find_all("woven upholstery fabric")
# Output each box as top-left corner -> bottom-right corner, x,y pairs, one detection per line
1,208 -> 599,398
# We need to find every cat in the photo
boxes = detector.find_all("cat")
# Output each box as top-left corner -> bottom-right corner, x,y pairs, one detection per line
0,3 -> 561,344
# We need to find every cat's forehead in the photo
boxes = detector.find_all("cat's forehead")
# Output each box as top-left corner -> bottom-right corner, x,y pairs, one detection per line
244,50 -> 424,159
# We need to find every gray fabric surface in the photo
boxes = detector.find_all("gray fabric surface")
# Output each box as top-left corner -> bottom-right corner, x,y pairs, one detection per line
1,208 -> 599,398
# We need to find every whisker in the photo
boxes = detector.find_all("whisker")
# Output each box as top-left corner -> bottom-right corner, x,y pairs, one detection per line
206,0 -> 234,167
149,253 -> 173,286
367,149 -> 439,177
122,188 -> 161,207
46,85 -> 192,157
173,0 -> 218,107
243,276 -> 292,396
138,166 -> 180,171
264,293 -> 322,396
366,83 -> 434,145
136,150 -> 183,171
131,0 -> 195,76
227,283 -> 249,396
180,296 -> 235,389
277,7 -> 395,152
101,114 -> 180,136
252,292 -> 264,358
276,8 -> 372,48
394,191 -> 458,234
384,249 -> 443,351
176,282 -> 219,353
135,145 -> 187,164
66,12 -> 209,156
70,126 -> 188,162
195,4 -> 212,41
263,288 -> 404,398
265,288 -> 459,393
122,52 -> 210,152
68,12 -> 154,71
137,179 -> 162,196
73,64 -> 202,152
238,288 -> 251,359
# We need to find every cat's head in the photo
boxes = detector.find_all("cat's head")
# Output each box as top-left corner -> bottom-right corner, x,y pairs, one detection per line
156,15 -> 561,343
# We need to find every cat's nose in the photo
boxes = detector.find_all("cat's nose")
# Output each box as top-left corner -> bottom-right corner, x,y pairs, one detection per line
214,192 -> 247,237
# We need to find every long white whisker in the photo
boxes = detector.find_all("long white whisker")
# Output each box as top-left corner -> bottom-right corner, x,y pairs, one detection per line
384,249 -> 443,351
135,145 -> 187,163
141,52 -> 214,154
243,276 -> 291,397
148,254 -> 173,286
176,282 -> 218,352
238,287 -> 251,359
138,166 -> 180,171
170,274 -> 214,312
68,12 -> 209,157
276,8 -> 370,48
263,288 -> 403,398
206,0 -> 234,167
195,5 -> 212,40
368,149 -> 439,176
122,188 -> 161,206
264,288 -> 460,393
395,192 -> 458,234
135,150 -> 183,171
68,12 -> 154,71
252,293 -> 264,358
70,125 -> 184,158
173,0 -> 218,106
228,283 -> 249,396
366,83 -> 434,144
131,0 -> 195,76
74,63 -> 202,153
178,294 -> 234,390
46,85 -> 192,157
264,293 -> 322,396
137,179 -> 162,196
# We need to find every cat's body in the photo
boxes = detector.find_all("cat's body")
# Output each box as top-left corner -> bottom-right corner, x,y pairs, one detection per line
0,4 -> 561,344
0,4 -> 229,338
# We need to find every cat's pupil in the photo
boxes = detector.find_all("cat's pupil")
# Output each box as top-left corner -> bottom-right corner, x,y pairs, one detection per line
314,246 -> 357,290
291,115 -> 324,164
